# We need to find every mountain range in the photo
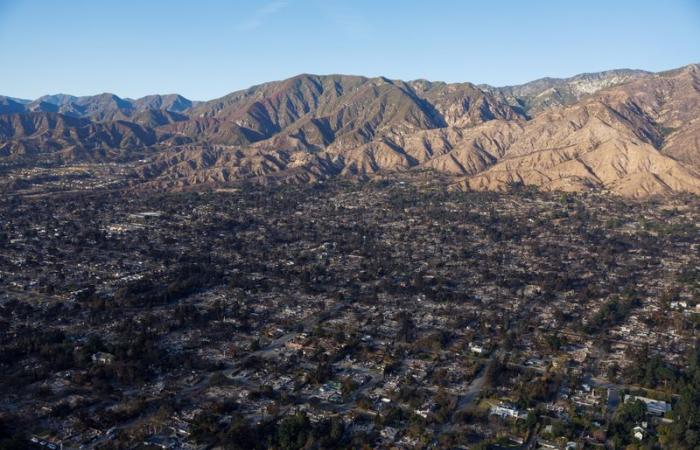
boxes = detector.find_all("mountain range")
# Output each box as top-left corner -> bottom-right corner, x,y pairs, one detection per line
2,63 -> 700,198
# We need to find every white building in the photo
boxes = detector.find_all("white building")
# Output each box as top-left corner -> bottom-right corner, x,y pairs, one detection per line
624,395 -> 671,415
490,403 -> 521,419
469,342 -> 486,355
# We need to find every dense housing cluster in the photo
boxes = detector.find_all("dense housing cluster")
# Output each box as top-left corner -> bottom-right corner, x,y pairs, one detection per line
1,176 -> 700,449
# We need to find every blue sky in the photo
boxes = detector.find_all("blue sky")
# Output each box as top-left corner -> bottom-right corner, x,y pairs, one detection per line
1,0 -> 699,100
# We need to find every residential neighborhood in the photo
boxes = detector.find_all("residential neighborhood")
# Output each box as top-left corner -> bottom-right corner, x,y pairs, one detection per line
1,176 -> 700,448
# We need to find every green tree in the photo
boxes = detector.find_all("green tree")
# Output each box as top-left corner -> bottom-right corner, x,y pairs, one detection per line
276,412 -> 311,450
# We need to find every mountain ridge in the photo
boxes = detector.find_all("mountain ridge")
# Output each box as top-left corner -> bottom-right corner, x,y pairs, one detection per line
2,64 -> 700,198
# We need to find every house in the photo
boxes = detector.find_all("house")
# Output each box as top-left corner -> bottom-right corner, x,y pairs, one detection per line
285,341 -> 304,351
632,425 -> 646,440
490,403 -> 521,419
415,408 -> 430,419
91,352 -> 115,365
624,395 -> 671,415
670,301 -> 688,310
469,342 -> 486,355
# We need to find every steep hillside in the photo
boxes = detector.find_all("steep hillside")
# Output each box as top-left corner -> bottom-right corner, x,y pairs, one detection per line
0,96 -> 28,114
0,112 -> 166,162
483,69 -> 651,117
2,64 -> 700,198
455,64 -> 700,197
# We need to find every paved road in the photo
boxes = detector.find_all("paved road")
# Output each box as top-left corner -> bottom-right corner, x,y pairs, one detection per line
435,350 -> 502,437
455,364 -> 489,412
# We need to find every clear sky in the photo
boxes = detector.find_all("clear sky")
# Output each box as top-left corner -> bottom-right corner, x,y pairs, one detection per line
1,0 -> 699,101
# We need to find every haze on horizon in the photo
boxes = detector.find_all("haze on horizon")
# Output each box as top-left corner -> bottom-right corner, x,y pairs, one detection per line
0,0 -> 699,101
